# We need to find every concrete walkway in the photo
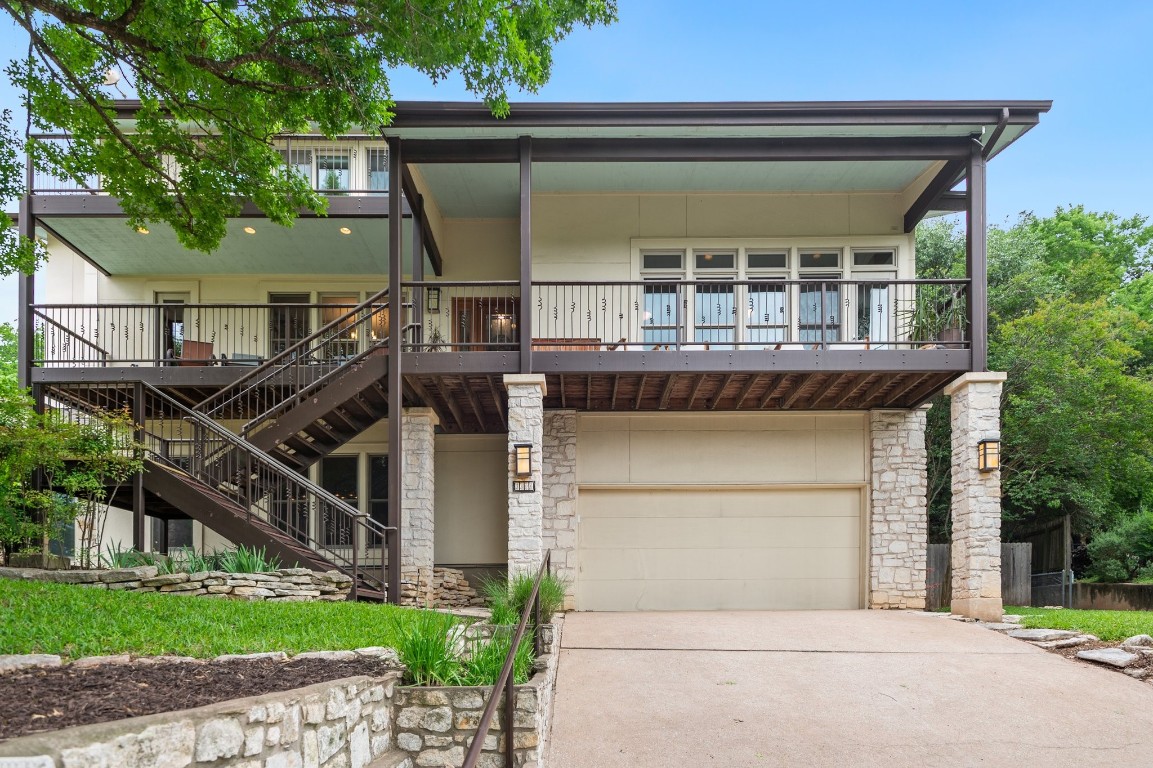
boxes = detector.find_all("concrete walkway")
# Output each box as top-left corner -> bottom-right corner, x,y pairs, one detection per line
546,611 -> 1153,767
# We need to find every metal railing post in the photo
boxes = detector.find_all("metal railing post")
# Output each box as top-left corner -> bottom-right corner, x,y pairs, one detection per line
820,281 -> 828,350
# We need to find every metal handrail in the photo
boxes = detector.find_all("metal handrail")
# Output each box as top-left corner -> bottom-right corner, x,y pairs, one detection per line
45,382 -> 395,595
194,288 -> 392,417
463,551 -> 552,768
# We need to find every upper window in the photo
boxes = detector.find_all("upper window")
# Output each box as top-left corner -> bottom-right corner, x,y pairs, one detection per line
747,252 -> 788,270
642,252 -> 684,271
799,251 -> 840,270
317,153 -> 350,191
694,251 -> 736,270
367,148 -> 389,191
853,250 -> 895,267
279,149 -> 313,183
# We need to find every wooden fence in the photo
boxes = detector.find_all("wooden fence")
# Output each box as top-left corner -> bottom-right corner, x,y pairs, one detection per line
925,542 -> 1032,612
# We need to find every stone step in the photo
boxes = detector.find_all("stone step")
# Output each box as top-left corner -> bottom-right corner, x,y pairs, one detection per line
367,749 -> 415,768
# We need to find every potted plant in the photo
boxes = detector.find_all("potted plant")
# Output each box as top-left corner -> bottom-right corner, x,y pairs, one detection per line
899,288 -> 968,348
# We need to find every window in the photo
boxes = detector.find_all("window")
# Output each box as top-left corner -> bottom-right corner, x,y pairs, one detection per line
269,293 -> 310,357
368,454 -> 388,548
692,251 -> 736,349
317,152 -> 350,191
367,148 -> 389,191
320,456 -> 358,546
747,252 -> 788,270
852,250 -> 896,346
279,149 -> 312,183
640,251 -> 684,348
746,280 -> 789,345
319,294 -> 359,361
853,250 -> 895,267
798,251 -> 842,345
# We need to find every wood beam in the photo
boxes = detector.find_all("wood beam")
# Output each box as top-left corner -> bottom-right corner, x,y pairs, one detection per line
833,374 -> 868,408
903,158 -> 966,232
559,374 -> 567,409
905,375 -> 952,408
687,374 -> 707,409
856,374 -> 897,408
587,374 -> 592,410
709,374 -> 735,410
781,374 -> 813,409
659,374 -> 677,410
805,374 -> 842,408
881,373 -> 931,407
487,376 -> 506,429
461,376 -> 488,433
732,375 -> 759,410
634,374 -> 647,410
610,375 -> 620,410
967,139 -> 989,371
757,375 -> 785,409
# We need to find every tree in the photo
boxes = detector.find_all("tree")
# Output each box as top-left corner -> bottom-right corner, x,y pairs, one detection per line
0,0 -> 617,274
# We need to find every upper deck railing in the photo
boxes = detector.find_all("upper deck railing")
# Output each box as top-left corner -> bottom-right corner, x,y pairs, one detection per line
30,278 -> 970,370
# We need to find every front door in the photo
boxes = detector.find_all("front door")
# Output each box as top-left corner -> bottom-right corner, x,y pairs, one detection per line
269,293 -> 311,357
451,297 -> 519,351
155,292 -> 190,363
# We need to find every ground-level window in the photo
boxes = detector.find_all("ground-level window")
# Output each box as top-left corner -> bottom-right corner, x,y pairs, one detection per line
320,455 -> 358,546
368,454 -> 388,549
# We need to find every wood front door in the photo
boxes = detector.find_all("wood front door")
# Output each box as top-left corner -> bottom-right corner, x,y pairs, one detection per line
451,297 -> 519,351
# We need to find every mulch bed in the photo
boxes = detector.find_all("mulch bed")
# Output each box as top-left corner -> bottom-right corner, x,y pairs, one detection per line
0,657 -> 400,742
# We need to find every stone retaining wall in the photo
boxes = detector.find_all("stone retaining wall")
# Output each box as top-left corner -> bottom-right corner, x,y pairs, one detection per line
399,567 -> 485,609
0,567 -> 353,602
393,622 -> 560,768
0,673 -> 404,768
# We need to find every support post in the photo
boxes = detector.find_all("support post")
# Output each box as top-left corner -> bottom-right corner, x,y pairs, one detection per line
412,194 -> 425,345
132,381 -> 146,551
518,136 -> 533,374
945,371 -> 1006,621
504,374 -> 546,576
386,137 -> 404,604
966,140 -> 988,372
17,195 -> 35,390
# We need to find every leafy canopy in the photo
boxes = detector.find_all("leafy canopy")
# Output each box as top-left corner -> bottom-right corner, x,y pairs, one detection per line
0,0 -> 617,273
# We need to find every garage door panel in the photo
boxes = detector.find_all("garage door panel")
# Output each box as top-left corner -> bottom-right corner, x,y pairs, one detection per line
577,578 -> 861,611
577,487 -> 862,610
581,489 -> 857,518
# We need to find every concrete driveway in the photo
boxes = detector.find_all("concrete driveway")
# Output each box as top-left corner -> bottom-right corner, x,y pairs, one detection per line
546,611 -> 1153,767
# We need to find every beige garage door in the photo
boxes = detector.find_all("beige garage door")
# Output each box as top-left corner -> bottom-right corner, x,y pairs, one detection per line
576,487 -> 862,611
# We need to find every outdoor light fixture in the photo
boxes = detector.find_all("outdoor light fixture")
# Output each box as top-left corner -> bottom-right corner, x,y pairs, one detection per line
977,438 -> 1001,473
339,226 -> 352,235
243,226 -> 256,235
512,443 -> 534,492
426,287 -> 441,313
135,226 -> 149,235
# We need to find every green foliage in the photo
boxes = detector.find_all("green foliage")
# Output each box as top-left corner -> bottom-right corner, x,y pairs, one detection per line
918,208 -> 1153,549
390,610 -> 464,686
216,544 -> 280,574
1011,606 -> 1153,642
482,570 -> 568,625
459,628 -> 534,686
1083,507 -> 1153,582
0,577 -> 435,658
0,0 -> 617,275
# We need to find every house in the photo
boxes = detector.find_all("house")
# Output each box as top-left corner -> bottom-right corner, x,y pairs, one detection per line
14,99 -> 1050,620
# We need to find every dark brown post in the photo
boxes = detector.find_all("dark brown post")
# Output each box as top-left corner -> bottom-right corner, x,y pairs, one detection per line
132,381 -> 146,550
519,136 -> 533,373
412,193 -> 424,344
966,140 -> 988,372
17,196 -> 35,390
386,137 -> 403,604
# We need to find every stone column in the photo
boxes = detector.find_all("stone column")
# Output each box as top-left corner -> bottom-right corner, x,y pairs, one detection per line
543,410 -> 578,608
869,408 -> 929,610
504,374 -> 546,577
401,408 -> 437,603
945,372 -> 1007,621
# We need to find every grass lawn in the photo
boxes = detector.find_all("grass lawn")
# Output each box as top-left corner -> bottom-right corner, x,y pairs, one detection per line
1009,606 -> 1153,642
0,578 -> 441,659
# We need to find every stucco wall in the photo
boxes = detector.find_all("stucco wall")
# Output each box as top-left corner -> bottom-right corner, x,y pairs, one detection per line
433,434 -> 508,566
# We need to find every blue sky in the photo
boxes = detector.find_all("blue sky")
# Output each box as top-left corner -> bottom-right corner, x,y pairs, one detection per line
3,0 -> 1152,319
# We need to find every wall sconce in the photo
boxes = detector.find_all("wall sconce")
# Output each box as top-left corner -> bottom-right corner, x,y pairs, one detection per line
513,443 -> 534,492
977,438 -> 1000,473
427,287 -> 441,314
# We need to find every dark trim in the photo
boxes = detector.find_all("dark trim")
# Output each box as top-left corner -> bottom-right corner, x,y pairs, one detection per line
30,194 -> 410,218
36,220 -> 112,276
399,165 -> 444,276
403,136 -> 977,164
934,191 -> 968,212
967,141 -> 989,372
903,159 -> 966,233
982,108 -> 1011,160
519,136 -> 533,374
386,138 -> 403,605
17,196 -> 34,390
404,349 -> 970,376
386,100 -> 1052,128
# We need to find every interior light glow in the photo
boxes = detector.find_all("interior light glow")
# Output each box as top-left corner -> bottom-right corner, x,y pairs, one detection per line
339,226 -> 352,235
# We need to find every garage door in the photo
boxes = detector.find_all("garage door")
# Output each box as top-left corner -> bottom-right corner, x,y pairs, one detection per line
576,487 -> 862,611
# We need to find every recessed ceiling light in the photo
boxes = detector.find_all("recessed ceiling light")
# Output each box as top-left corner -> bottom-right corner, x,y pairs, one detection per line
243,226 -> 256,234
135,226 -> 149,235
339,226 -> 352,235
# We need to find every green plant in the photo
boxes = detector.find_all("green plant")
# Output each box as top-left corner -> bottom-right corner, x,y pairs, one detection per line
390,610 -> 464,686
481,570 -> 569,626
460,628 -> 534,686
172,547 -> 221,574
216,545 -> 280,573
100,541 -> 143,569
897,286 -> 968,343
1085,507 -> 1153,582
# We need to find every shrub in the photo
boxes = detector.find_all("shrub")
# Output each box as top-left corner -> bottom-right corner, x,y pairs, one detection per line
482,570 -> 568,626
390,610 -> 464,686
1085,507 -> 1153,582
460,628 -> 534,686
216,545 -> 280,573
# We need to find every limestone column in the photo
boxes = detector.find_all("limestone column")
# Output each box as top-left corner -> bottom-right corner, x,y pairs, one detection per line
543,410 -> 578,608
401,407 -> 438,604
504,374 -> 546,577
945,372 -> 1007,621
868,407 -> 929,610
